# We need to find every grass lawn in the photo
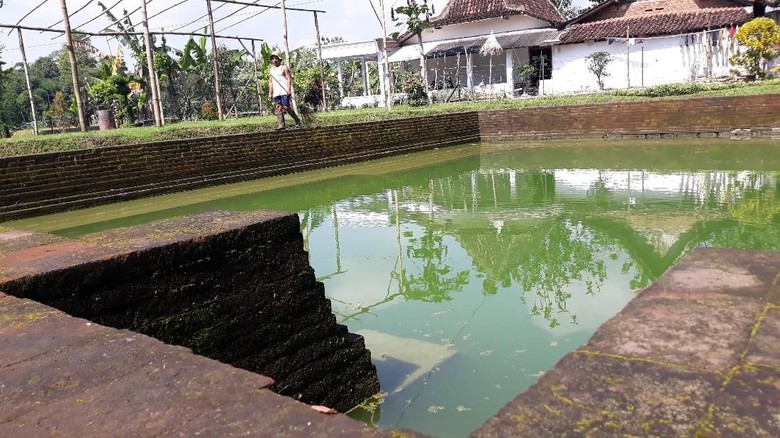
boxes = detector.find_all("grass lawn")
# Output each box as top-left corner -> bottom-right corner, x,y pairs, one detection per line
1,79 -> 779,158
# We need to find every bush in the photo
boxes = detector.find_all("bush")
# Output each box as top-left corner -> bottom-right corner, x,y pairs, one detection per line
610,82 -> 738,97
49,91 -> 74,132
201,100 -> 218,120
729,17 -> 780,78
402,73 -> 429,107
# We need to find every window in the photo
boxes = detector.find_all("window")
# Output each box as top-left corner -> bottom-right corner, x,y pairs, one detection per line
529,47 -> 553,80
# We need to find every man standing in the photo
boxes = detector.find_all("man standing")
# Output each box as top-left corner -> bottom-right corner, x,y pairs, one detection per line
268,51 -> 302,130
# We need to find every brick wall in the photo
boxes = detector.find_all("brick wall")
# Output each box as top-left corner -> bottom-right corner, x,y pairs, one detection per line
478,94 -> 780,141
0,112 -> 481,222
0,210 -> 379,412
1,94 -> 778,223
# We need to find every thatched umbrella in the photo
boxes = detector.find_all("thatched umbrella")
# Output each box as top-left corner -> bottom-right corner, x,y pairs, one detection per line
480,31 -> 503,87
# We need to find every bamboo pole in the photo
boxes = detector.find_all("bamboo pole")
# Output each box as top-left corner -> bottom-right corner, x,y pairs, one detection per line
140,0 -> 162,126
251,40 -> 264,115
0,24 -> 265,42
59,0 -> 87,132
17,28 -> 38,135
313,11 -> 327,111
378,0 -> 392,109
211,0 -> 325,13
155,70 -> 165,123
205,0 -> 225,120
280,0 -> 297,113
7,0 -> 48,36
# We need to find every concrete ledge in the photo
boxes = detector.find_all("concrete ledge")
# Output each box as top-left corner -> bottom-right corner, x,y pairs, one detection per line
471,248 -> 780,436
0,293 -> 420,437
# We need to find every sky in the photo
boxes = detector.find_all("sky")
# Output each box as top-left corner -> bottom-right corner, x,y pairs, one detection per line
0,0 -> 441,65
0,0 -> 588,66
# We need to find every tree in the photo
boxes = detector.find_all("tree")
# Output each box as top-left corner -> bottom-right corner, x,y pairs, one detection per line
551,0 -> 582,19
729,17 -> 780,78
49,91 -> 73,132
392,0 -> 432,94
586,51 -> 612,90
0,45 -> 11,137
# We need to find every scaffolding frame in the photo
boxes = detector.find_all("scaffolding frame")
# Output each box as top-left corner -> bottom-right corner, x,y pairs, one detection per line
1,0 -> 327,132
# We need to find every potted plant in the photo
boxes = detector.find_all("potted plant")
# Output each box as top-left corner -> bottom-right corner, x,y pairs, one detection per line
87,58 -> 139,129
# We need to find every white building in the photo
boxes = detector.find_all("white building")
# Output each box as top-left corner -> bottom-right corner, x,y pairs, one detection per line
549,0 -> 761,94
321,0 -> 565,106
321,0 -> 778,104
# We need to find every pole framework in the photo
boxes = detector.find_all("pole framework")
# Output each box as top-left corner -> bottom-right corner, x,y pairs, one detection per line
251,40 -> 264,115
59,0 -> 88,132
313,11 -> 327,110
140,0 -> 162,126
16,28 -> 39,135
210,0 -> 325,13
206,0 -> 225,120
378,0 -> 392,109
0,24 -> 265,42
280,0 -> 296,114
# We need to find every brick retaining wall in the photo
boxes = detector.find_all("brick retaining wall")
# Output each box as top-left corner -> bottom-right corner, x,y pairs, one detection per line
478,94 -> 780,141
1,94 -> 778,223
0,112 -> 481,222
0,210 -> 379,412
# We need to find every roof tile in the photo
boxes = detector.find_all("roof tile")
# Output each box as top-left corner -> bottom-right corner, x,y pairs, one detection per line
560,8 -> 751,43
431,0 -> 565,27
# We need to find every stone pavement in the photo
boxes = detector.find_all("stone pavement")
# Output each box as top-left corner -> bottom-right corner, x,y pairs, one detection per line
3,225 -> 779,437
0,292 -> 423,437
472,248 -> 780,437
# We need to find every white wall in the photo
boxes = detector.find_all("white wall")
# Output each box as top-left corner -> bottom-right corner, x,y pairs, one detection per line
421,15 -> 551,43
547,30 -> 740,94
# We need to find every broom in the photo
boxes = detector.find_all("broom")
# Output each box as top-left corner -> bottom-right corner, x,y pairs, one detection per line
269,73 -> 317,128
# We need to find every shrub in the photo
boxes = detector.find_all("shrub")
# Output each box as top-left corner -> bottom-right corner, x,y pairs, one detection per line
201,100 -> 218,120
729,17 -> 780,78
609,82 -> 744,97
515,64 -> 537,90
402,73 -> 429,107
49,91 -> 74,132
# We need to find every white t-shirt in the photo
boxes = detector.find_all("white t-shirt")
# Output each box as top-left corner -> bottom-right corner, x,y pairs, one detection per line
270,65 -> 290,97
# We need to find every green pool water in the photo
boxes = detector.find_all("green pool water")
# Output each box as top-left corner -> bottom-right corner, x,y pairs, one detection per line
7,139 -> 780,437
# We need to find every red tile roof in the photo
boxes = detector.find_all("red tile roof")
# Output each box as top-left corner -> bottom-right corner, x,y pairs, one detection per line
431,0 -> 566,27
560,8 -> 751,43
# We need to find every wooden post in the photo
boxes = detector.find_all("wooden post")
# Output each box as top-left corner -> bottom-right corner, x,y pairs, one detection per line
205,0 -> 225,120
59,0 -> 87,132
281,0 -> 291,69
280,0 -> 297,113
17,28 -> 39,135
626,27 -> 631,88
362,58 -> 369,96
378,0 -> 392,109
251,40 -> 264,115
155,70 -> 165,123
336,60 -> 344,98
140,0 -> 162,126
313,11 -> 327,110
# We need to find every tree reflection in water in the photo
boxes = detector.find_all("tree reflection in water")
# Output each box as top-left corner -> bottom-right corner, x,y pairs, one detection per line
395,227 -> 470,303
319,166 -> 779,329
36,141 -> 780,438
